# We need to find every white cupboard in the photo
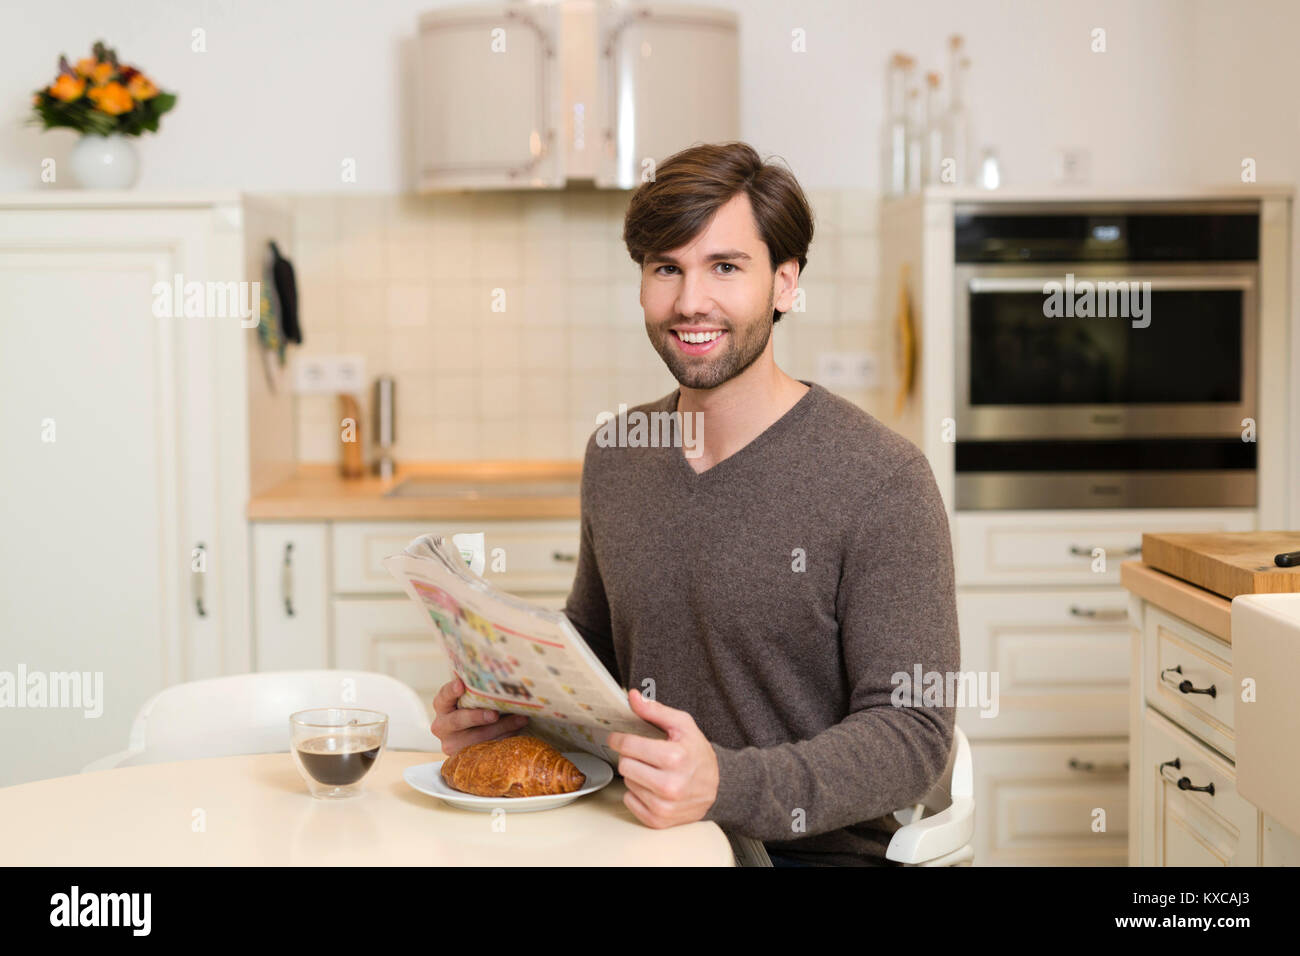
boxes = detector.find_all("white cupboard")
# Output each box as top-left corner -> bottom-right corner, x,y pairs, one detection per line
0,193 -> 293,787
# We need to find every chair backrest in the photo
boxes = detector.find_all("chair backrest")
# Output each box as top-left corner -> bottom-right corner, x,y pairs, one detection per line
114,670 -> 435,767
912,723 -> 969,813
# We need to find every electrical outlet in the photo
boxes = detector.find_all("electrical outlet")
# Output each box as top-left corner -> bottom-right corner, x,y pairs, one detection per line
294,356 -> 332,394
1055,147 -> 1092,185
293,354 -> 367,394
817,351 -> 880,389
334,355 -> 366,394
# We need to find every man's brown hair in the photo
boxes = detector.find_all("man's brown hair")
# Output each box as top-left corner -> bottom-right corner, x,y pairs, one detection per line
622,141 -> 814,324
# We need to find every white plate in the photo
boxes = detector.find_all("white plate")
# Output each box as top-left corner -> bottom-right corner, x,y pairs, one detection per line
403,752 -> 614,812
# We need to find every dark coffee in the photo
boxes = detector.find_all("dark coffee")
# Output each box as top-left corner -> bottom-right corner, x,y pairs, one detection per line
295,735 -> 382,785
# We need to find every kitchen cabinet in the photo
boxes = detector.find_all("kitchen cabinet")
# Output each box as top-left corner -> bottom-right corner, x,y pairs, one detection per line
252,523 -> 330,672
0,193 -> 292,787
250,518 -> 582,714
414,1 -> 738,190
1123,561 -> 1274,866
880,187 -> 1291,866
333,598 -> 454,719
968,739 -> 1130,865
952,507 -> 1254,866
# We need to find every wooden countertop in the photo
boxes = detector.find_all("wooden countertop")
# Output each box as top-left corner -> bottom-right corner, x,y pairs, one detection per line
1120,560 -> 1233,643
247,461 -> 582,521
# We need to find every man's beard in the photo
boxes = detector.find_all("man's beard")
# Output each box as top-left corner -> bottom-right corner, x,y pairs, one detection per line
649,286 -> 775,390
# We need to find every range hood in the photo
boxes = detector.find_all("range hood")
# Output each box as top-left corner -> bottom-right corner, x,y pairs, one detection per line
415,0 -> 739,190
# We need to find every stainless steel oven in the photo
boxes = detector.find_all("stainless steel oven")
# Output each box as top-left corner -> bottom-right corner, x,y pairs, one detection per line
953,202 -> 1260,510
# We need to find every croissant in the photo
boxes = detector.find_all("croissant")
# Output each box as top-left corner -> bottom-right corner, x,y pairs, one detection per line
441,735 -> 586,797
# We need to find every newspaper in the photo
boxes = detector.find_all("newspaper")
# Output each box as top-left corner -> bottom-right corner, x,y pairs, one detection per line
382,532 -> 666,765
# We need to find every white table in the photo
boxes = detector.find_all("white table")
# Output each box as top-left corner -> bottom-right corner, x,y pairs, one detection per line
0,750 -> 735,866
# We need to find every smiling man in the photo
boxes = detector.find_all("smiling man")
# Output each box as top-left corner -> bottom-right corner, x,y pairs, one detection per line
559,141 -> 963,866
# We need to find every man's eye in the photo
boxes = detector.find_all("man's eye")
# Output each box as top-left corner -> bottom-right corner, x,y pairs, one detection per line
716,262 -> 736,274
654,265 -> 678,275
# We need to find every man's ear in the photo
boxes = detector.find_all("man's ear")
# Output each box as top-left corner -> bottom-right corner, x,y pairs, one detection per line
773,259 -> 800,313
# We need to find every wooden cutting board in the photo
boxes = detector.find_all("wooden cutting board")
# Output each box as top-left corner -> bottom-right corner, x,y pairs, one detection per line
1142,532 -> 1300,599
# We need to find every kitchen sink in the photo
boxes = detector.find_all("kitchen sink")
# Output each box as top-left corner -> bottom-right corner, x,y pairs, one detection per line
385,479 -> 581,499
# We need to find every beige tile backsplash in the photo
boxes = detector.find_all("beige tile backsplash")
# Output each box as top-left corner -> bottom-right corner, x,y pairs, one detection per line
288,189 -> 888,464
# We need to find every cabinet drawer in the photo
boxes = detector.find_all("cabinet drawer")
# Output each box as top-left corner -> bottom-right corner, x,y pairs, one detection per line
1140,706 -> 1258,865
954,509 -> 1255,587
969,739 -> 1129,866
1144,605 -> 1235,759
956,589 -> 1130,738
332,520 -> 581,595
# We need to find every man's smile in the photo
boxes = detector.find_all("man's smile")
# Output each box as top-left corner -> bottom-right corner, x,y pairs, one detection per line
670,328 -> 728,355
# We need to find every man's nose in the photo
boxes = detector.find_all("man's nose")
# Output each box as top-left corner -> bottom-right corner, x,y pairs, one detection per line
674,270 -> 714,318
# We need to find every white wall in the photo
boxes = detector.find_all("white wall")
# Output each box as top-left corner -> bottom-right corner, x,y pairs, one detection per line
4,0 -> 1290,192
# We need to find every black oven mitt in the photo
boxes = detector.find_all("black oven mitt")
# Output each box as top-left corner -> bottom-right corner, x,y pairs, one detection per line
269,240 -> 301,345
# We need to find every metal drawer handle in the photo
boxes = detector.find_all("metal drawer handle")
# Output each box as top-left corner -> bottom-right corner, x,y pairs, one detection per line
1068,758 -> 1129,774
1158,756 -> 1215,795
1069,605 -> 1128,621
1069,545 -> 1141,558
1178,776 -> 1216,795
282,542 -> 295,617
552,551 -> 578,563
1160,664 -> 1216,698
194,542 -> 207,618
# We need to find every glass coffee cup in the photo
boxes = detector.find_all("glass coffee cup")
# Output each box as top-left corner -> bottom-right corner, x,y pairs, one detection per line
290,708 -> 389,799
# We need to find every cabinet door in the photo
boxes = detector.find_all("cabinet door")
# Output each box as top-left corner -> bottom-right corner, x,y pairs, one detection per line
1140,707 -> 1259,866
416,3 -> 562,189
333,599 -> 453,720
596,5 -> 739,188
0,207 -> 228,785
253,523 -> 329,671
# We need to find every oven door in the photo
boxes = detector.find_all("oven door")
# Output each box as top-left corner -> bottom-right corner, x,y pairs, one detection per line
955,263 -> 1257,440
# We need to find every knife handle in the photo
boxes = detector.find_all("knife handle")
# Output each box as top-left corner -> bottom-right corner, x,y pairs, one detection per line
1275,550 -> 1300,567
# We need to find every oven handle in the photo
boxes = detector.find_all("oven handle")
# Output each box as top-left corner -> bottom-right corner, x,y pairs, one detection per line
967,276 -> 1255,293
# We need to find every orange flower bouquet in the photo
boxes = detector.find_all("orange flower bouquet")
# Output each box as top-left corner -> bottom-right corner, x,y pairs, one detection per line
30,40 -> 176,136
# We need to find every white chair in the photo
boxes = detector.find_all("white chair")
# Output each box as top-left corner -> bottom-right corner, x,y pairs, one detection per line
885,724 -> 975,866
81,670 -> 436,773
727,725 -> 975,867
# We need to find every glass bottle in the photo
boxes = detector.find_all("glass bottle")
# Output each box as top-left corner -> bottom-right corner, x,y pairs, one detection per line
946,36 -> 972,185
905,85 -> 923,193
922,71 -> 945,186
882,53 -> 914,197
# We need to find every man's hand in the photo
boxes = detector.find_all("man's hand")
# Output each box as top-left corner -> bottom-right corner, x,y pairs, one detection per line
606,688 -> 719,829
429,677 -> 529,757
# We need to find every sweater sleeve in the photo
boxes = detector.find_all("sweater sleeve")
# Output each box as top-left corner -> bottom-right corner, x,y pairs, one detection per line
563,438 -> 621,683
702,453 -> 961,842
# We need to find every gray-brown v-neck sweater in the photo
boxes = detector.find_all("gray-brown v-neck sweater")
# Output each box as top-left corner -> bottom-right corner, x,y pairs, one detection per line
563,381 -> 961,866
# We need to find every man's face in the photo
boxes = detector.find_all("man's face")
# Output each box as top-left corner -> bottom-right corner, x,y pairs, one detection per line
639,193 -> 790,390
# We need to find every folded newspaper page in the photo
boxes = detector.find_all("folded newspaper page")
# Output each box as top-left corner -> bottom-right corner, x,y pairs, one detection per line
382,532 -> 666,765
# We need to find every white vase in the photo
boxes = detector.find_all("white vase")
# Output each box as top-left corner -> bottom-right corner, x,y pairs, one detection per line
69,132 -> 139,189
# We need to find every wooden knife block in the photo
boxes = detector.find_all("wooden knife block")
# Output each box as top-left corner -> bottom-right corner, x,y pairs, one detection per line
339,393 -> 364,479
